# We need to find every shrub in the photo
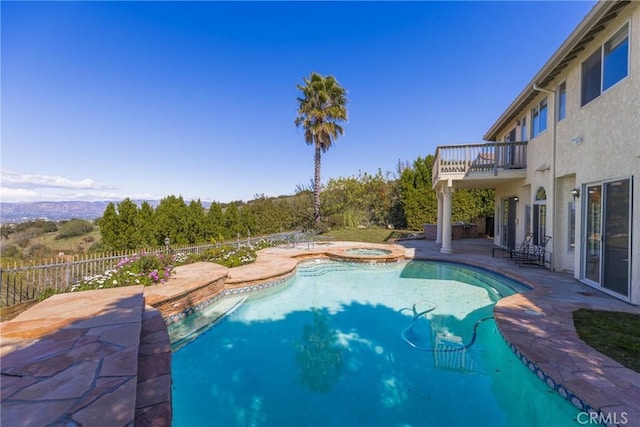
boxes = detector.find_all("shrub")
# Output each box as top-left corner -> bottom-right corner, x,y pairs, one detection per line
87,240 -> 110,253
56,219 -> 94,239
72,253 -> 175,292
39,288 -> 57,301
0,224 -> 14,239
52,239 -> 276,297
25,243 -> 53,260
184,239 -> 276,268
0,245 -> 20,259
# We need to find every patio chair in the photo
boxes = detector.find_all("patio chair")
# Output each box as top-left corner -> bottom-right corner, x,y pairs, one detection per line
517,235 -> 552,267
492,233 -> 532,259
504,233 -> 533,260
468,152 -> 495,172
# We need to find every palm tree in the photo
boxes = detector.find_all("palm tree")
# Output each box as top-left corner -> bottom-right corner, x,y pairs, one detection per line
295,72 -> 348,224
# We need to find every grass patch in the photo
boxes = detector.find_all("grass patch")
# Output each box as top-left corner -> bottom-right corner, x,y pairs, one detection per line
39,229 -> 102,252
320,228 -> 416,244
573,308 -> 640,373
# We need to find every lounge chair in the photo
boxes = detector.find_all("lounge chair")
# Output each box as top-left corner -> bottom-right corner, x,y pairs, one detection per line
492,233 -> 532,260
517,235 -> 552,267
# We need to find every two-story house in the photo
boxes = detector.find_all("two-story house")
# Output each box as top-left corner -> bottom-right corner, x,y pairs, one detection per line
431,0 -> 639,305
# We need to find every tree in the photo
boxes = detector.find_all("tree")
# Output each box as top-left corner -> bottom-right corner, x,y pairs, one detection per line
223,203 -> 242,239
206,202 -> 225,242
154,195 -> 188,244
397,155 -> 495,229
398,156 -> 437,229
98,202 -> 120,250
185,199 -> 207,243
1,224 -> 14,240
295,72 -> 348,224
136,201 -> 156,247
117,198 -> 140,250
243,194 -> 289,235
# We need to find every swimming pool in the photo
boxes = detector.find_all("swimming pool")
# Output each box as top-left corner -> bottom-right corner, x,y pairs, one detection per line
171,260 -> 584,426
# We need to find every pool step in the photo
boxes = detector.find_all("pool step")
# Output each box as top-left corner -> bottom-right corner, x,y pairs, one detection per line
167,296 -> 247,351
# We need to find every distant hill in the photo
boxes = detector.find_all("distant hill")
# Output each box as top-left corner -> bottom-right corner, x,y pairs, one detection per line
0,200 -> 218,223
0,201 -> 113,223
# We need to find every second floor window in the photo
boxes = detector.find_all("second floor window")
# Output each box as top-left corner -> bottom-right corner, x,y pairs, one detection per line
557,82 -> 566,121
520,116 -> 527,141
581,23 -> 629,106
531,97 -> 547,138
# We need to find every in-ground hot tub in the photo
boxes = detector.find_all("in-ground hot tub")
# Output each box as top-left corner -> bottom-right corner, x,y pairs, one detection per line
325,245 -> 405,263
344,248 -> 393,256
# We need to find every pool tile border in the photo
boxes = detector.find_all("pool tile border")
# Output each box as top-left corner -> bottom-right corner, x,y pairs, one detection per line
497,328 -> 598,417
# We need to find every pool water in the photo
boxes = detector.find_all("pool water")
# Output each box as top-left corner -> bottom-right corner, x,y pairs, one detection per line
171,260 -> 584,427
344,248 -> 393,256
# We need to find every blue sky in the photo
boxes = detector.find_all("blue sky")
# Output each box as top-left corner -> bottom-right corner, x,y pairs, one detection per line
1,1 -> 596,204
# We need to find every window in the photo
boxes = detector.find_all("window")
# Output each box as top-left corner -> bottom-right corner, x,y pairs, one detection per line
533,187 -> 547,246
532,107 -> 539,138
557,82 -> 566,122
531,97 -> 547,138
581,23 -> 629,106
568,201 -> 575,251
604,25 -> 629,89
520,116 -> 527,141
582,50 -> 601,106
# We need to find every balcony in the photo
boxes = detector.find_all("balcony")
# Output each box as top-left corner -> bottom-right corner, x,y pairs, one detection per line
432,141 -> 527,189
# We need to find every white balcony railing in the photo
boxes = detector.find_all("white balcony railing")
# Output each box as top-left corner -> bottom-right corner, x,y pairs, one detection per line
432,141 -> 527,186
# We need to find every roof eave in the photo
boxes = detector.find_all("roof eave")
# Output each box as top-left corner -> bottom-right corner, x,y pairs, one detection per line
483,0 -> 628,141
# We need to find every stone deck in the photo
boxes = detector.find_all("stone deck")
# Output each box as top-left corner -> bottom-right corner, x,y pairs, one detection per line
1,239 -> 639,426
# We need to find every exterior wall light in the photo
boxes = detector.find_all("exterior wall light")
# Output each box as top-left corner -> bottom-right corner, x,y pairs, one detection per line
571,188 -> 580,200
514,196 -> 519,203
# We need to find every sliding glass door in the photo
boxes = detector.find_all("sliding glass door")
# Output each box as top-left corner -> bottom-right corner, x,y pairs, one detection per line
501,197 -> 517,249
602,179 -> 630,296
583,178 -> 631,297
585,185 -> 601,283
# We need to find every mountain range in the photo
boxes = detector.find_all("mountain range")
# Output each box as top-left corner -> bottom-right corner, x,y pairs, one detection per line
1,201 -> 151,223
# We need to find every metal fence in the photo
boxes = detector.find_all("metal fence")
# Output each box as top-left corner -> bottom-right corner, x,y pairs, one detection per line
0,231 -> 316,307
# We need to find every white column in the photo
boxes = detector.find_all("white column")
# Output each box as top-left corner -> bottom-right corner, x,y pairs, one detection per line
440,187 -> 454,254
435,191 -> 443,244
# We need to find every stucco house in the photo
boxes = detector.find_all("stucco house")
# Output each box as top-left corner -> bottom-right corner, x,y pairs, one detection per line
431,0 -> 639,305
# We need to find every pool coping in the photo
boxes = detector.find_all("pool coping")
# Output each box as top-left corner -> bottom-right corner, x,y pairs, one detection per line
2,240 -> 639,426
